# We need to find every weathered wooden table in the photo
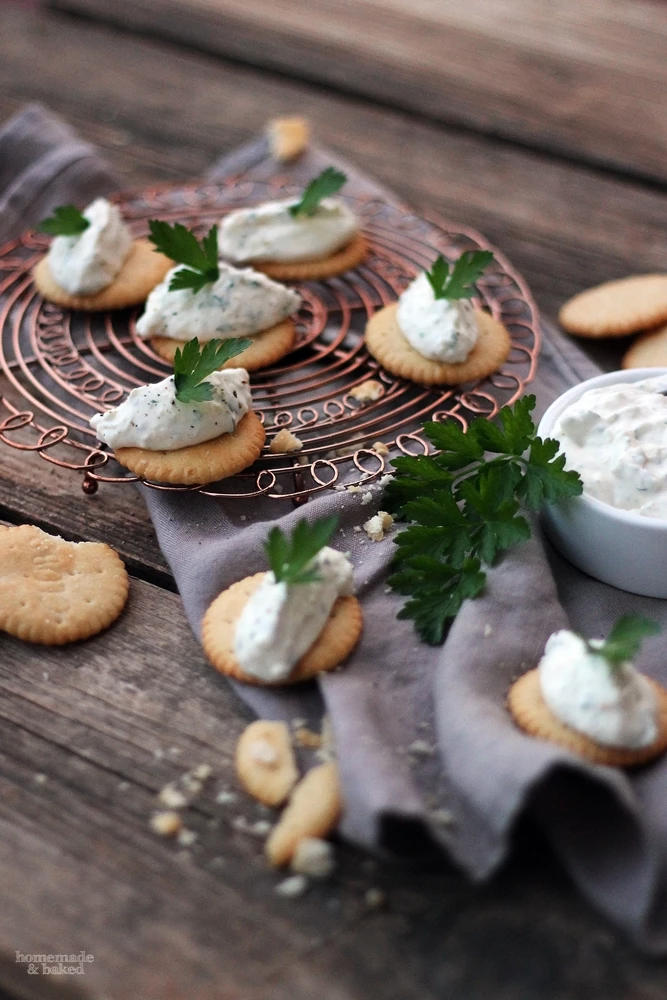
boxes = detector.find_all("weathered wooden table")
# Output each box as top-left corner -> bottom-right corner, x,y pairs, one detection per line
1,2 -> 667,997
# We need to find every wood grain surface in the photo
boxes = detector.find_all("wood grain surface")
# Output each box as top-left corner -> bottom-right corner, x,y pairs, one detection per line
50,0 -> 667,182
2,2 -> 667,998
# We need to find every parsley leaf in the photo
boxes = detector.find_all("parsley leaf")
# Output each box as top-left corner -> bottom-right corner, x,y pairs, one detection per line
39,205 -> 90,237
265,515 -> 339,585
425,250 -> 494,301
589,614 -> 661,670
148,220 -> 219,293
288,167 -> 347,218
173,336 -> 252,404
386,394 -> 584,644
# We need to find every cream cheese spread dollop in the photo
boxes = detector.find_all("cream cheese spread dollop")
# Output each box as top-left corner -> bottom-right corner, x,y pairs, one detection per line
90,369 -> 251,451
47,197 -> 132,296
552,375 -> 667,519
233,546 -> 355,682
219,198 -> 359,264
135,262 -> 301,342
538,629 -> 658,749
396,272 -> 480,363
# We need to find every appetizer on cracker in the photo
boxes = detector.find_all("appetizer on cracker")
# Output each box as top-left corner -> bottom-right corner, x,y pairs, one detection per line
366,250 -> 511,385
508,615 -> 667,767
218,167 -> 367,280
365,250 -> 510,386
33,199 -> 171,310
138,221 -> 301,371
202,514 -> 363,684
90,336 -> 265,485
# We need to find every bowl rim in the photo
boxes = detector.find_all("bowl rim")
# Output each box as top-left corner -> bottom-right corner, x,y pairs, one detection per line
537,366 -> 667,530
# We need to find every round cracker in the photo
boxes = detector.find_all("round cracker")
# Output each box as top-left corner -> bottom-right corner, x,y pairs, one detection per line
622,323 -> 667,369
559,275 -> 667,339
113,409 -> 265,485
149,318 -> 296,372
365,302 -> 511,385
507,668 -> 667,767
252,233 -> 367,281
33,239 -> 172,311
201,571 -> 363,685
0,524 -> 129,645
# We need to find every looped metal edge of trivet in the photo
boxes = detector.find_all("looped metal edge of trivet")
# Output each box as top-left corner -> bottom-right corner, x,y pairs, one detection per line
0,177 -> 540,499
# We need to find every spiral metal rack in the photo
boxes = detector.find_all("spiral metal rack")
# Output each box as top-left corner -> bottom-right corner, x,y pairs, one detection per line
0,177 -> 540,501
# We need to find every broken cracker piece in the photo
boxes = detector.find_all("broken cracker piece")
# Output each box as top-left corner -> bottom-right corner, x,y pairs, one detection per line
363,510 -> 394,541
270,427 -> 304,454
265,761 -> 341,867
350,379 -> 384,404
236,720 -> 299,808
268,116 -> 310,161
372,441 -> 390,456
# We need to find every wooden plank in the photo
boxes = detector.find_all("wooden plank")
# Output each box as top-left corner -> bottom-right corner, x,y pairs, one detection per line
50,0 -> 667,183
0,430 -> 171,585
0,568 -> 665,999
3,4 -> 667,335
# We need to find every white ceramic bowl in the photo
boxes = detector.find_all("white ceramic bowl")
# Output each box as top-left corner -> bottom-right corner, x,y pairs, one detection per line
537,367 -> 667,598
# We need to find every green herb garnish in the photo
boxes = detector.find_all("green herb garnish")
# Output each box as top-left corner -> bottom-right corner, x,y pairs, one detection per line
148,220 -> 219,293
265,515 -> 339,585
385,395 -> 583,645
425,250 -> 494,301
288,167 -> 347,218
173,336 -> 251,404
38,205 -> 90,237
587,614 -> 661,671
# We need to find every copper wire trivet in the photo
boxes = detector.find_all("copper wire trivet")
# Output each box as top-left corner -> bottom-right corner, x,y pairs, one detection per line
0,177 -> 540,500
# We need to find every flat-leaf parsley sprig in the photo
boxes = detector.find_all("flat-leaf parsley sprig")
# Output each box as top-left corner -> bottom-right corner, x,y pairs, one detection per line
385,394 -> 583,645
425,250 -> 494,302
587,614 -> 661,672
173,336 -> 252,404
39,205 -> 90,237
265,515 -> 339,586
289,167 -> 347,219
148,220 -> 219,293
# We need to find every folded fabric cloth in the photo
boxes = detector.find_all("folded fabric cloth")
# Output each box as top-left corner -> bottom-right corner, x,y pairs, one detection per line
3,103 -> 667,952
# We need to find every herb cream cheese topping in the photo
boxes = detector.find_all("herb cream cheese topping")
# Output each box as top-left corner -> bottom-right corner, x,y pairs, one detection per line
219,198 -> 359,264
538,629 -> 658,749
397,271 -> 480,363
90,369 -> 251,451
552,375 -> 667,518
135,262 -> 301,342
233,546 -> 355,682
47,198 -> 132,296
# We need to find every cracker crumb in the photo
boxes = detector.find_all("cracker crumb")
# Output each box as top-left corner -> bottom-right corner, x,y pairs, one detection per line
352,525 -> 362,533
363,510 -> 394,541
250,819 -> 273,837
270,427 -> 303,453
293,726 -> 322,749
42,671 -> 49,681
408,740 -> 434,756
158,784 -> 189,810
483,623 -> 493,637
291,838 -> 336,879
360,492 -> 373,505
33,773 -> 47,785
215,789 -> 239,806
350,379 -> 383,404
117,781 -> 129,792
364,887 -> 386,909
267,116 -> 310,161
372,441 -> 390,456
290,717 -> 307,729
384,585 -> 392,594
377,474 -> 394,489
150,811 -> 183,838
276,874 -> 309,898
177,828 -> 198,847
431,808 -> 455,827
249,738 -> 280,767
346,484 -> 361,494
193,764 -> 212,782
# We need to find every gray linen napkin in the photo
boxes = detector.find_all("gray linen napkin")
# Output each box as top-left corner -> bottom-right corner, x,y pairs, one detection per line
3,103 -> 667,952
